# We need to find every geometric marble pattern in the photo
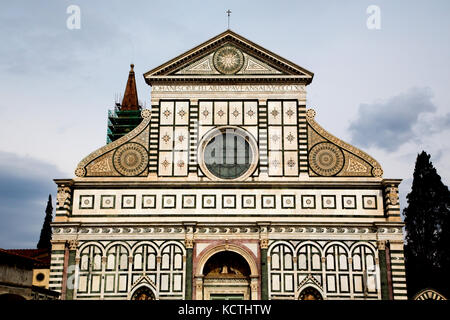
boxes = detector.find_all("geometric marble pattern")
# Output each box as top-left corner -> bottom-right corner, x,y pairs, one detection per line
79,195 -> 94,209
301,195 -> 316,209
321,195 -> 336,209
342,195 -> 357,209
362,195 -> 377,209
262,195 -> 276,209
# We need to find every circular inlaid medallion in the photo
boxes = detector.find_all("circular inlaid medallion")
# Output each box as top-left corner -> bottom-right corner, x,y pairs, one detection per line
141,109 -> 151,119
113,143 -> 148,176
372,167 -> 383,177
75,167 -> 86,177
213,45 -> 244,74
309,142 -> 344,176
306,109 -> 316,119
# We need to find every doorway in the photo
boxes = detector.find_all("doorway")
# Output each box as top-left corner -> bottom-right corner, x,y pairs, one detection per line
202,251 -> 251,300
298,287 -> 323,300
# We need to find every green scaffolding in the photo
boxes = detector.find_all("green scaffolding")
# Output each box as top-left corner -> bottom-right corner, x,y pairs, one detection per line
106,105 -> 142,144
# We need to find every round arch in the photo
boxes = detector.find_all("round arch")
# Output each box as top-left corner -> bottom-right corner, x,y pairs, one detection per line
131,240 -> 159,255
104,241 -> 132,254
349,242 -> 377,255
295,273 -> 326,300
268,240 -> 295,256
295,241 -> 324,256
413,288 -> 447,300
77,242 -> 105,258
128,283 -> 158,300
160,240 -> 186,255
195,243 -> 259,300
196,243 -> 258,277
296,286 -> 324,300
323,241 -> 350,254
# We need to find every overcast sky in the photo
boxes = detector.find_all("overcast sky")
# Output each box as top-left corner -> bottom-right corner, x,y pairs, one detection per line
1,0 -> 449,248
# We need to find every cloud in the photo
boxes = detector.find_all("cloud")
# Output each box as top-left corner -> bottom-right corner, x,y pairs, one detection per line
348,87 -> 439,151
0,151 -> 64,249
415,112 -> 450,137
0,2 -> 126,75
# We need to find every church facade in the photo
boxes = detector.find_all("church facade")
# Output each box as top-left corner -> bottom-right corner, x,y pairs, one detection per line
50,30 -> 406,300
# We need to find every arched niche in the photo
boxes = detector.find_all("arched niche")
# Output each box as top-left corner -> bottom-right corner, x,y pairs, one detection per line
195,244 -> 259,300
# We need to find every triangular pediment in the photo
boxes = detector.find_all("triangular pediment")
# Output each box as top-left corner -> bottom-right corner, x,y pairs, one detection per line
173,49 -> 284,75
144,30 -> 313,84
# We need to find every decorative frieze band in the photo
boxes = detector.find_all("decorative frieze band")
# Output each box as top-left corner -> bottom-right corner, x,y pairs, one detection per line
52,225 -> 403,236
152,84 -> 306,93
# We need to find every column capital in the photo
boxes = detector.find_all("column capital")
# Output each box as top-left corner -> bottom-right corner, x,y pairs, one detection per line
260,238 -> 269,249
68,239 -> 79,251
377,240 -> 386,250
185,238 -> 194,249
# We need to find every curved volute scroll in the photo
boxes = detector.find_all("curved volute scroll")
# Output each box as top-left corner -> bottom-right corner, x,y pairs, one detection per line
74,109 -> 152,178
306,109 -> 383,178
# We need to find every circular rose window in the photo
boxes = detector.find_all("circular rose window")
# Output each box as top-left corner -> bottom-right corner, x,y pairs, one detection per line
199,127 -> 258,181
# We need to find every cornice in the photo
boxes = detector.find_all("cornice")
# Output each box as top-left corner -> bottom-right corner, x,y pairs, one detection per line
146,76 -> 310,86
144,30 -> 314,85
54,178 -> 395,189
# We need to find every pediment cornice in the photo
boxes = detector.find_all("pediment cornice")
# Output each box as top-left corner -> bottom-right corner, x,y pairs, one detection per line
144,30 -> 314,85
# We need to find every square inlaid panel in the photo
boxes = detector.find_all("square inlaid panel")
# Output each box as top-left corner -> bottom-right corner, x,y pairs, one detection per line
182,195 -> 196,209
281,195 -> 296,209
121,195 -> 136,209
100,195 -> 115,209
321,195 -> 336,209
79,195 -> 94,209
362,195 -> 377,209
222,195 -> 236,209
202,195 -> 216,209
262,195 -> 276,209
242,195 -> 256,209
342,195 -> 357,209
301,195 -> 316,209
142,195 -> 156,209
162,195 -> 176,209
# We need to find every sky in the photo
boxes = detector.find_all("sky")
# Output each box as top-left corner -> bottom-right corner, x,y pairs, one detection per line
0,0 -> 449,248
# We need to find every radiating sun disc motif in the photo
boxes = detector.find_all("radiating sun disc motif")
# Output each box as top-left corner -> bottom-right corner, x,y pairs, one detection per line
213,45 -> 244,74
309,142 -> 344,176
113,143 -> 148,176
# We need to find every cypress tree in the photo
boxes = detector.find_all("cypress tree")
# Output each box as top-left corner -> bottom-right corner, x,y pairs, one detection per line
37,194 -> 53,249
403,151 -> 450,298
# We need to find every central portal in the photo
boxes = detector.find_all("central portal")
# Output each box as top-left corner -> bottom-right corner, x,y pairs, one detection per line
202,251 -> 251,300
